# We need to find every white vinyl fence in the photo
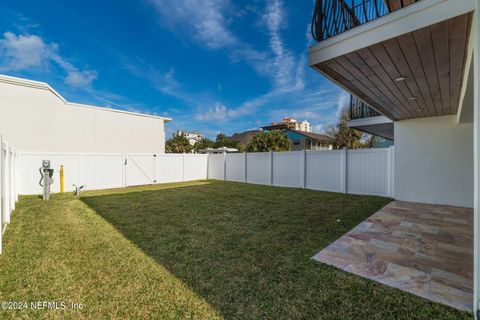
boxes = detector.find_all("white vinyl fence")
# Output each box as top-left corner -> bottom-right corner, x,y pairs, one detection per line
18,152 -> 208,195
1,137 -> 20,254
209,147 -> 394,197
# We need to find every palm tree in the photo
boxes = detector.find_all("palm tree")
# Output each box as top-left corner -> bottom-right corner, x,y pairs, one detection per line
165,136 -> 193,153
246,130 -> 290,152
194,138 -> 214,153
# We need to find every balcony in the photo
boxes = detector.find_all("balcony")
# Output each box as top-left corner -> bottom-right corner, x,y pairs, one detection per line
349,95 -> 380,120
348,95 -> 394,140
311,0 -> 421,43
309,0 -> 475,122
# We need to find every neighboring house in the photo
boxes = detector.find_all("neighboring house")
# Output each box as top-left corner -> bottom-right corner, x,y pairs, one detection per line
228,130 -> 261,147
262,117 -> 312,132
284,129 -> 333,151
0,75 -> 171,153
174,130 -> 204,146
198,147 -> 238,154
309,0 -> 479,313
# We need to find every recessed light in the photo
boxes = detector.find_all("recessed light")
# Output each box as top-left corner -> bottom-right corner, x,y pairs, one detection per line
394,76 -> 407,82
408,97 -> 416,100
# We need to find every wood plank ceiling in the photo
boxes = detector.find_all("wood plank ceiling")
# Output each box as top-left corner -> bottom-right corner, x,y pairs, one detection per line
314,13 -> 472,121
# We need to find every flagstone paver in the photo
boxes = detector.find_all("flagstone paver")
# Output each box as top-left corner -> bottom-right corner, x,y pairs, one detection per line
312,201 -> 473,311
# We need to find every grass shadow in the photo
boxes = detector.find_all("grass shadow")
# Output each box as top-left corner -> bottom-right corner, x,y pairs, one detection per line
80,180 -> 469,319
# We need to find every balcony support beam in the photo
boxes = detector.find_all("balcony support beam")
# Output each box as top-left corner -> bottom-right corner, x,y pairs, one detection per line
347,116 -> 394,140
309,0 -> 476,65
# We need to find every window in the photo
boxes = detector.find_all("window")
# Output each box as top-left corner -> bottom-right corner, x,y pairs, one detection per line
293,140 -> 300,145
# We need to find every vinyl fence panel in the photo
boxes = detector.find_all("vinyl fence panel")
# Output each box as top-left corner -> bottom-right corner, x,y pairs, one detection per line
209,148 -> 394,197
1,137 -> 20,254
246,152 -> 271,185
125,154 -> 155,186
226,153 -> 246,182
208,154 -> 225,180
184,154 -> 208,181
272,151 -> 303,188
156,154 -> 184,183
306,150 -> 344,193
19,152 -> 210,194
81,153 -> 125,190
9,146 -> 15,211
19,152 -> 80,195
17,149 -> 394,198
1,142 -> 9,225
347,149 -> 391,196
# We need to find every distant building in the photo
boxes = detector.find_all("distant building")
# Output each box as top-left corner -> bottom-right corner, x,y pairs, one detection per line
228,130 -> 262,147
198,147 -> 238,154
174,130 -> 204,146
262,117 -> 312,132
284,129 -> 333,151
297,120 -> 311,132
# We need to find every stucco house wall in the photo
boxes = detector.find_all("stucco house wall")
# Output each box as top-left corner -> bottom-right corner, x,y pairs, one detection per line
394,115 -> 473,208
0,75 -> 170,153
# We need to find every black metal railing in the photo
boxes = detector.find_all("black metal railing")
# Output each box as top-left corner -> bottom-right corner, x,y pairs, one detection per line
311,0 -> 421,42
349,95 -> 381,120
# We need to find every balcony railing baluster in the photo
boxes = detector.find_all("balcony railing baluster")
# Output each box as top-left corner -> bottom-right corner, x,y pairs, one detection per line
311,0 -> 421,42
349,95 -> 381,120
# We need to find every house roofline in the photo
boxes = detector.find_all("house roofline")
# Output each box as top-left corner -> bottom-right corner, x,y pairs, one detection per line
0,74 -> 172,122
285,129 -> 333,143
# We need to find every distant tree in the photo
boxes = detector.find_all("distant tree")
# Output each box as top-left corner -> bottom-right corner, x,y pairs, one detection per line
235,143 -> 246,153
214,133 -> 240,149
246,130 -> 290,152
165,136 -> 193,153
328,108 -> 369,149
193,137 -> 215,153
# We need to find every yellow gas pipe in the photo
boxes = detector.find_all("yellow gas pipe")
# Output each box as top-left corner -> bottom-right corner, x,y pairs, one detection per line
60,165 -> 64,193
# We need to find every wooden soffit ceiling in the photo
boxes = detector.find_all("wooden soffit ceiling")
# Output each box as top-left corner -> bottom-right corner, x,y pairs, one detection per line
314,13 -> 472,121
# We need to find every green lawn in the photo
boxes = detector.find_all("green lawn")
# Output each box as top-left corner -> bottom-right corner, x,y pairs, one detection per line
0,180 -> 472,319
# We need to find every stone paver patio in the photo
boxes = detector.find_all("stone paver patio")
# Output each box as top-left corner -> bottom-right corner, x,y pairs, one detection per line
312,201 -> 473,311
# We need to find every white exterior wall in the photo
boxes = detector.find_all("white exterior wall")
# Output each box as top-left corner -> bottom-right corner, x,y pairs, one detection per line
0,76 -> 169,153
473,0 -> 479,314
395,115 -> 473,208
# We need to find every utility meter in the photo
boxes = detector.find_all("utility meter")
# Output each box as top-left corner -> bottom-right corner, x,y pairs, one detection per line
39,160 -> 54,200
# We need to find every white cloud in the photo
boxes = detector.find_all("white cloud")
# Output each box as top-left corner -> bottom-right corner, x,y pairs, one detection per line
195,100 -> 255,121
312,124 -> 326,133
263,0 -> 295,89
65,69 -> 98,86
142,0 -> 342,129
194,89 -> 278,122
148,0 -> 236,50
0,32 -> 52,71
195,103 -> 230,121
120,57 -> 207,106
336,91 -> 350,116
0,31 -> 97,87
305,23 -> 315,46
147,0 -> 276,82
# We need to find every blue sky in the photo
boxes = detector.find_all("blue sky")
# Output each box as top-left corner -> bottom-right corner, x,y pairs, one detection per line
0,0 -> 348,138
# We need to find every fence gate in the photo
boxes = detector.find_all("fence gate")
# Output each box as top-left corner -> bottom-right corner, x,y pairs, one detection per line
125,154 -> 156,186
